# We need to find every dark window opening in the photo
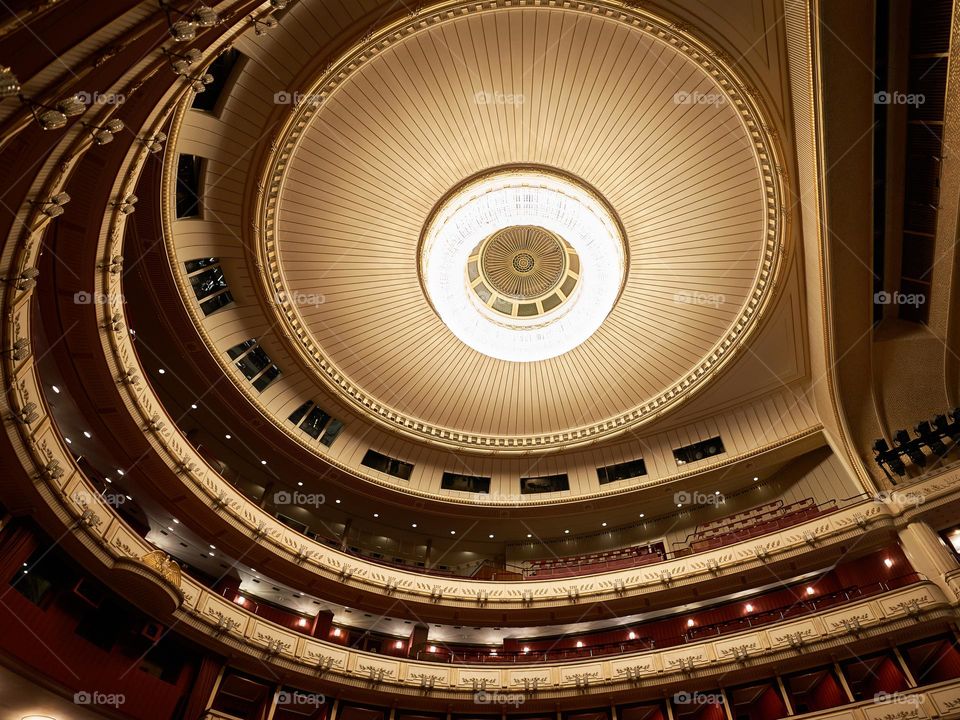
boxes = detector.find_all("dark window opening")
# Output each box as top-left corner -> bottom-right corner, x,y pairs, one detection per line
673,436 -> 725,465
320,419 -> 344,447
175,154 -> 203,218
520,473 -> 569,494
441,472 -> 492,493
362,450 -> 413,480
597,458 -> 647,484
301,406 -> 331,439
191,48 -> 241,113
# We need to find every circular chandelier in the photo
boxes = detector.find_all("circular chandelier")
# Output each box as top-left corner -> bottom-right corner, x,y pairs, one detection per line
419,168 -> 627,362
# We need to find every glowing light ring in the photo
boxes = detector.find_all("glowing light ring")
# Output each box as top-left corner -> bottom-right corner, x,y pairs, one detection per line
420,171 -> 626,362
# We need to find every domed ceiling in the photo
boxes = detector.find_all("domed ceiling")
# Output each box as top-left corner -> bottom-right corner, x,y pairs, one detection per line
253,1 -> 785,451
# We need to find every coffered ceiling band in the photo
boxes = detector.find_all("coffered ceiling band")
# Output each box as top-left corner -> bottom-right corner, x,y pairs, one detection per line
243,0 -> 789,453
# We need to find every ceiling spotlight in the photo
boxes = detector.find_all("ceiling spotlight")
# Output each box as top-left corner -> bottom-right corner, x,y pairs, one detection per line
157,368 -> 165,374
0,66 -> 20,98
373,513 -> 379,518
805,586 -> 815,595
753,476 -> 759,482
411,523 -> 417,528
171,517 -> 179,523
117,469 -> 125,476
260,460 -> 267,465
575,641 -> 584,648
191,403 -> 198,410
564,529 -> 570,534
639,513 -> 645,518
745,603 -> 754,612
526,533 -> 532,538
82,431 -> 91,438
488,534 -> 495,539
601,522 -> 607,527
335,499 -> 341,504
225,434 -> 231,439
450,530 -> 456,535
884,558 -> 893,568
628,631 -> 637,640
687,618 -> 695,627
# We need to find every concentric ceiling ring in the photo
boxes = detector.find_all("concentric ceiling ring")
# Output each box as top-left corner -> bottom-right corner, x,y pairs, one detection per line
419,167 -> 626,361
253,0 -> 787,452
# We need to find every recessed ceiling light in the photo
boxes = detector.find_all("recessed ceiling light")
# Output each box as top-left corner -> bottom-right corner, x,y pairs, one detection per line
745,603 -> 754,612
753,476 -> 759,481
628,631 -> 637,640
639,513 -> 645,518
172,518 -> 180,524
51,385 -> 60,394
209,544 -> 216,549
158,368 -> 165,374
167,526 -> 174,531
805,586 -> 815,595
411,523 -> 417,528
83,431 -> 91,438
687,619 -> 695,627
714,490 -> 720,495
373,513 -> 379,518
125,495 -> 132,501
526,533 -> 532,538
450,530 -> 456,535
64,437 -> 72,444
104,477 -> 112,484
677,503 -> 683,508
488,534 -> 495,538
225,434 -> 232,439
260,460 -> 267,465
576,641 -> 584,648
884,558 -> 893,568
297,481 -> 303,486
191,403 -> 198,410
335,499 -> 341,504
117,469 -> 125,476
209,552 -> 215,557
601,522 -> 607,527
564,529 -> 570,534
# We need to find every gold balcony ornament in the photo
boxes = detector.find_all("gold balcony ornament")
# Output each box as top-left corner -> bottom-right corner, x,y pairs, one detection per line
141,550 -> 182,588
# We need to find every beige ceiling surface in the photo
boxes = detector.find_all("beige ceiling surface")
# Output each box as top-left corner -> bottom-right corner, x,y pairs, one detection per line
269,3 -> 781,443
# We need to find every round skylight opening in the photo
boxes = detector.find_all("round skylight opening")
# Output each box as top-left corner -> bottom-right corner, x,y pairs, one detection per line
419,168 -> 626,362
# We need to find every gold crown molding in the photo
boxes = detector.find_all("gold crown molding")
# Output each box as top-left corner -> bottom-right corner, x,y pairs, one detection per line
234,0 -> 792,453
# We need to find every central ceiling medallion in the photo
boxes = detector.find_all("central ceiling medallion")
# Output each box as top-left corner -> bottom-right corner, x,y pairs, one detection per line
419,167 -> 627,362
470,226 -> 580,319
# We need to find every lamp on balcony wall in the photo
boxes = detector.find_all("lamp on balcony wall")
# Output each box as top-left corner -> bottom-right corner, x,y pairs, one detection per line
21,92 -> 86,129
0,66 -> 20,98
83,117 -> 124,145
140,131 -> 167,153
32,191 -> 71,218
163,47 -> 202,74
114,194 -> 138,215
160,1 -> 218,41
